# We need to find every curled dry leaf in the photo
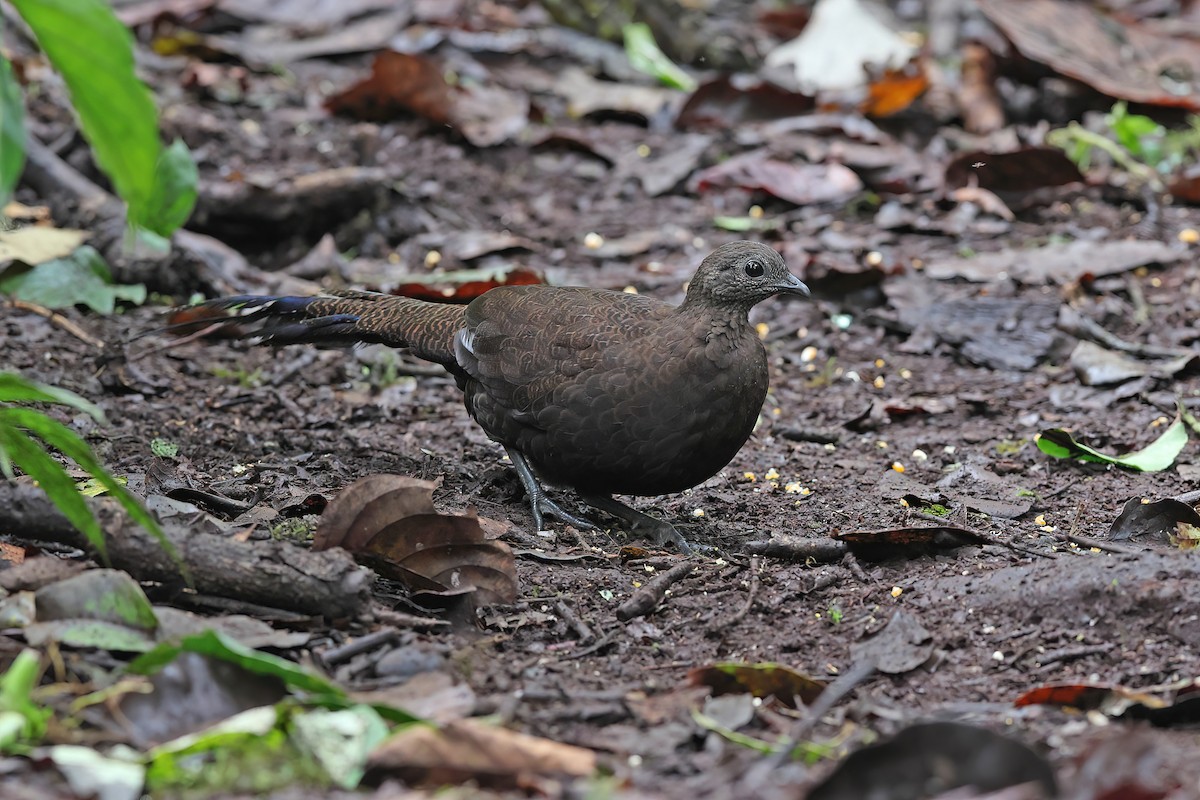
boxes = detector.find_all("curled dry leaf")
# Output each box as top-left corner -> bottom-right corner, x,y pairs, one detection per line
314,474 -> 435,552
316,474 -> 517,606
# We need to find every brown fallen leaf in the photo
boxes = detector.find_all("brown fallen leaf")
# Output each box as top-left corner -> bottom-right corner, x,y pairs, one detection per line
979,0 -> 1200,110
944,147 -> 1085,194
325,51 -> 528,147
692,150 -> 862,206
834,526 -> 991,560
365,718 -> 596,789
313,474 -> 436,552
688,662 -> 826,708
316,474 -> 517,608
676,75 -> 814,130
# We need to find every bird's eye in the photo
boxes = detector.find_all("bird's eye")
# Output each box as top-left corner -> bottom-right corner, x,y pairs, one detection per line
744,259 -> 765,278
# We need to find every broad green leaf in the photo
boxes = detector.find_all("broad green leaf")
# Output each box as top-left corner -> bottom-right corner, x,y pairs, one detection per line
0,372 -> 105,421
0,423 -> 107,558
0,55 -> 25,205
23,619 -> 157,652
0,406 -> 173,565
145,139 -> 198,236
1035,418 -> 1187,472
34,569 -> 159,631
128,630 -> 343,698
291,706 -> 390,789
7,0 -> 178,235
623,23 -> 696,92
0,245 -> 146,313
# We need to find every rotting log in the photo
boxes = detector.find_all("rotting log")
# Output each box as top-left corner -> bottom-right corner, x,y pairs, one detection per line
0,482 -> 374,620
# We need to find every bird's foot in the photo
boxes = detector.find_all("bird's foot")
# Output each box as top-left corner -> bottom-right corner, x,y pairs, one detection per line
505,446 -> 596,533
532,496 -> 597,532
580,494 -> 695,556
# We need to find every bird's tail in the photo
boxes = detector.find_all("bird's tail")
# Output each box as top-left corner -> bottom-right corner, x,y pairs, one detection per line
168,290 -> 465,366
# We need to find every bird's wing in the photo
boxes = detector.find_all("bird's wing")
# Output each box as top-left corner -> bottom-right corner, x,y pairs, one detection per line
454,286 -> 672,414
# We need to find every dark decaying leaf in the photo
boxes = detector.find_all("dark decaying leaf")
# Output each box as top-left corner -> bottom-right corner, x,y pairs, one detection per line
1108,496 -> 1200,542
115,651 -> 288,748
675,75 -> 814,130
687,662 -> 826,708
691,151 -> 862,206
848,610 -> 933,675
944,147 -> 1085,193
979,0 -> 1200,111
324,51 -> 528,147
807,721 -> 1057,800
833,525 -> 991,561
316,474 -> 517,607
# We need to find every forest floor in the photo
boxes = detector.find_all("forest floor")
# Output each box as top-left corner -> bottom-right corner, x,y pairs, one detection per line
3,0 -> 1200,797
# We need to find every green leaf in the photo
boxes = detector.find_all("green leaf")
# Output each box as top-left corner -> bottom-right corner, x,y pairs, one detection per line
0,650 -> 50,749
713,215 -> 781,232
0,245 -> 146,313
623,23 -> 696,92
7,0 -> 190,237
145,139 -> 198,236
0,55 -> 25,205
1035,418 -> 1188,472
0,373 -> 105,421
128,630 -> 344,698
0,423 -> 107,560
0,406 -> 175,567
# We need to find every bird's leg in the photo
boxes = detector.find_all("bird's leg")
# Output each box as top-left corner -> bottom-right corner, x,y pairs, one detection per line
579,494 -> 694,555
504,448 -> 596,532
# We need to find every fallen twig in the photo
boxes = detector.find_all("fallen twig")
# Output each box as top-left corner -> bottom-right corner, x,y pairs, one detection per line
554,599 -> 595,644
3,299 -> 106,349
744,536 -> 848,564
615,561 -> 694,620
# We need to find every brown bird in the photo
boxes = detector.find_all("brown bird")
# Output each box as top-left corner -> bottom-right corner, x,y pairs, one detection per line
183,241 -> 808,552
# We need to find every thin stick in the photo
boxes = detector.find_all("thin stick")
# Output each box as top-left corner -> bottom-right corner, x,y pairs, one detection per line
4,299 -> 106,349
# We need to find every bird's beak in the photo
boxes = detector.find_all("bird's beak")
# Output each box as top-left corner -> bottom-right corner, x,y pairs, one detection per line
773,273 -> 810,297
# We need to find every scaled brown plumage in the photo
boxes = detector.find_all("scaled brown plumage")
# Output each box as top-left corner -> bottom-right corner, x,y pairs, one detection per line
184,241 -> 809,552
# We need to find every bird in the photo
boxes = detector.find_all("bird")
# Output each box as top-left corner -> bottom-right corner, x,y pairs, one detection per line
177,241 -> 809,553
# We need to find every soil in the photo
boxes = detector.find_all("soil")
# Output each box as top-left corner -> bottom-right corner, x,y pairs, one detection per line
4,1 -> 1200,797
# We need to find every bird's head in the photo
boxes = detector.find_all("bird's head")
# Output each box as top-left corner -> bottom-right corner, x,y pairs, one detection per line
683,241 -> 809,311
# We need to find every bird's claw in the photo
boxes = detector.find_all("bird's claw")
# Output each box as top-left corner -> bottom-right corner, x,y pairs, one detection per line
531,496 -> 597,533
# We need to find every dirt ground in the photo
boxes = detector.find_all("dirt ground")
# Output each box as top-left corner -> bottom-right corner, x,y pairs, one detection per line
4,0 -> 1200,797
